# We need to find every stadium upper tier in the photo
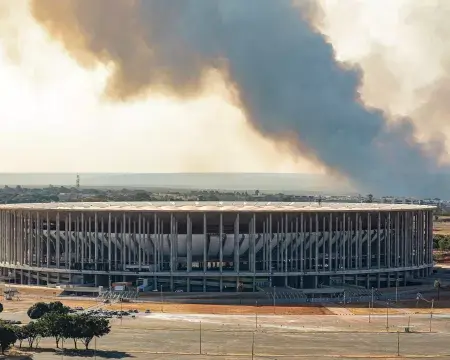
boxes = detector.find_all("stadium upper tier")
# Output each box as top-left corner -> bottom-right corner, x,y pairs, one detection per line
0,201 -> 436,212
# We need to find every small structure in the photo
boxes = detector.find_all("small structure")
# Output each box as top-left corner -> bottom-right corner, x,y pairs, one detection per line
3,288 -> 19,301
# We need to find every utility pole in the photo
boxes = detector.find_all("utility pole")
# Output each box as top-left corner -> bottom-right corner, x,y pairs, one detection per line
255,300 -> 258,329
429,299 -> 434,332
395,278 -> 398,303
397,331 -> 400,356
273,286 -> 276,314
251,331 -> 255,360
160,285 -> 163,313
199,321 -> 202,354
386,300 -> 390,331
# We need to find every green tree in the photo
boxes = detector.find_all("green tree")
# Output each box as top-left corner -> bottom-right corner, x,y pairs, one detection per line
47,301 -> 70,315
39,312 -> 71,348
0,325 -> 17,354
69,314 -> 110,350
13,326 -> 27,348
27,301 -> 70,320
22,321 -> 44,349
27,302 -> 49,319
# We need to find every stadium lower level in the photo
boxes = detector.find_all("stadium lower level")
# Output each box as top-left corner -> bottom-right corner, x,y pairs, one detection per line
0,202 -> 435,292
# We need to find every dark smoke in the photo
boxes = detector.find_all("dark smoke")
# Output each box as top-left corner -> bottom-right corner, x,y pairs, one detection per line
30,0 -> 450,197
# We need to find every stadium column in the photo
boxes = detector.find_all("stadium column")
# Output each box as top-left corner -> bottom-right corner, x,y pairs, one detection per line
33,212 -> 37,268
367,213 -> 371,272
175,214 -> 178,273
359,212 -> 363,269
417,211 -> 421,270
26,213 -> 31,284
46,212 -> 50,268
75,215 -> 79,265
65,215 -> 69,269
424,211 -> 428,270
20,212 -> 23,267
294,216 -> 299,274
158,217 -> 163,273
415,211 -> 419,271
187,213 -> 192,292
234,213 -> 239,275
56,212 -> 60,269
428,210 -> 433,272
219,212 -> 223,292
219,213 -> 223,273
308,215 -> 312,271
87,215 -> 91,265
387,212 -> 391,269
263,216 -> 267,274
12,212 -> 15,265
352,214 -> 357,271
422,211 -> 426,274
94,212 -> 98,271
300,213 -> 304,275
395,212 -> 399,268
121,213 -> 126,273
127,216 -> 132,268
321,216 -> 325,275
68,213 -> 72,270
80,213 -> 84,271
0,212 -> 3,263
328,213 -> 332,273
108,212 -> 112,272
401,211 -> 408,267
342,213 -> 346,274
253,213 -> 257,290
366,212 -> 371,287
137,213 -> 141,271
169,213 -> 174,290
314,213 -> 319,288
203,213 -> 207,292
0,211 -> 2,264
153,213 -> 157,286
0,212 -> 3,264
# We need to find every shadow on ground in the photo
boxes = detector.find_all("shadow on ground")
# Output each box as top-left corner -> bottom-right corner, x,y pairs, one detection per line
57,349 -> 133,359
14,348 -> 134,359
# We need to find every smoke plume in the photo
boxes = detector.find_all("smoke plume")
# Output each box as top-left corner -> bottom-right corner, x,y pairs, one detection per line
30,0 -> 450,197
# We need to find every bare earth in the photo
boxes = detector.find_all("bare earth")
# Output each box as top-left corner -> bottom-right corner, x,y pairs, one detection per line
2,286 -> 450,359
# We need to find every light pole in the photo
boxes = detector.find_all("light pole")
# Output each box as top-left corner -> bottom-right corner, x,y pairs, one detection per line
395,278 -> 398,303
199,321 -> 202,354
429,299 -> 434,332
160,285 -> 163,313
255,300 -> 258,330
386,300 -> 390,331
273,286 -> 276,314
251,331 -> 255,360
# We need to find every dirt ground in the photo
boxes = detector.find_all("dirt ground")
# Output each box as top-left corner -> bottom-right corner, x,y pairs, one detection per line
1,286 -> 331,315
4,285 -> 450,316
2,297 -> 332,316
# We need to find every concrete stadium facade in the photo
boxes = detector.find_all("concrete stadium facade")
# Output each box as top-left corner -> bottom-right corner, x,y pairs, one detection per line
0,202 -> 435,292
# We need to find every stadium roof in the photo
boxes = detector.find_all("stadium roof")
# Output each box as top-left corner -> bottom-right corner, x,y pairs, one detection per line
0,201 -> 436,212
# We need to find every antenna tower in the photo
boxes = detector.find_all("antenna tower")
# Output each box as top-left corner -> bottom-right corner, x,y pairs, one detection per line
76,174 -> 80,190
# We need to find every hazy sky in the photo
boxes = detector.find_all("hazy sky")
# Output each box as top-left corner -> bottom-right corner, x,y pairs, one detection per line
0,0 -> 448,184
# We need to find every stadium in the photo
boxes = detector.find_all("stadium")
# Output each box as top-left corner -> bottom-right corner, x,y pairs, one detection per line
0,202 -> 435,293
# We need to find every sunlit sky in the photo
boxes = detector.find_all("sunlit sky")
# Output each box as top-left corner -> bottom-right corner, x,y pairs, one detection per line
0,0 -> 448,174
